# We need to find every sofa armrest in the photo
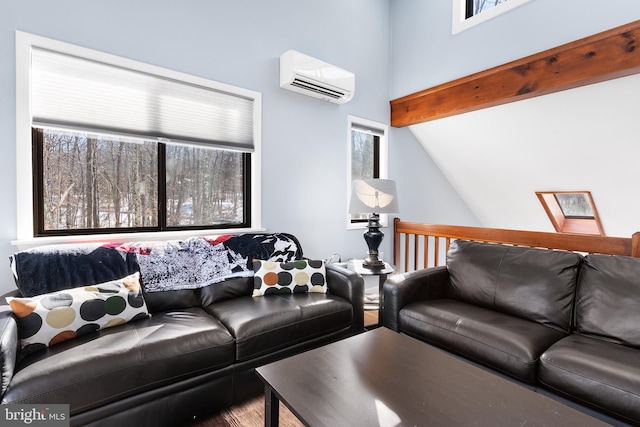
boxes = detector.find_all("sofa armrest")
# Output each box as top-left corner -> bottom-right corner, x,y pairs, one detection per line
0,292 -> 20,399
325,263 -> 365,333
382,266 -> 450,331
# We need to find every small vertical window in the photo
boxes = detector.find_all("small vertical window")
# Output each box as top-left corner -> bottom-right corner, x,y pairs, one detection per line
350,129 -> 380,223
536,191 -> 604,236
347,116 -> 388,228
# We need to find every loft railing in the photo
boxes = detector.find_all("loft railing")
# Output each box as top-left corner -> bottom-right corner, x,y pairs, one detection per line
393,218 -> 640,273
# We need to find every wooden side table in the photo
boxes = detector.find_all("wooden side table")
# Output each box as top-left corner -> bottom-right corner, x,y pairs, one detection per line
348,259 -> 395,326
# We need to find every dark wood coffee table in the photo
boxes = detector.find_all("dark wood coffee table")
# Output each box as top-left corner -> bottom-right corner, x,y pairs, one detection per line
255,328 -> 610,427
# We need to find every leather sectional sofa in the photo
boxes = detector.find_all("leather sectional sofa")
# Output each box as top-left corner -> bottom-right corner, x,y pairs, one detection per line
383,239 -> 640,426
0,233 -> 364,426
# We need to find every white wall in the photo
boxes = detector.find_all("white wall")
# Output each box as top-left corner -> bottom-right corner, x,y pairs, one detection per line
388,126 -> 479,227
0,1 -> 478,294
412,73 -> 640,236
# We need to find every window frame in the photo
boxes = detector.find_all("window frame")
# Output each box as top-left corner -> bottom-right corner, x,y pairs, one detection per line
32,128 -> 252,237
15,31 -> 262,245
536,191 -> 605,236
452,0 -> 533,34
347,116 -> 389,230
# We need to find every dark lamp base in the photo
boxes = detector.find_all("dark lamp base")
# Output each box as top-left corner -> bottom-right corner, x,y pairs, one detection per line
362,257 -> 385,270
361,213 -> 386,270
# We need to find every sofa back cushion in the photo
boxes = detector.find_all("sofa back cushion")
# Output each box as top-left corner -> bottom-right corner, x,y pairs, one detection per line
143,289 -> 201,313
446,240 -> 582,332
576,254 -> 640,347
198,277 -> 254,306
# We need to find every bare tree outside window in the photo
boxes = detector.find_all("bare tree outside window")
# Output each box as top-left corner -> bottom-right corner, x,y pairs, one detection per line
37,128 -> 247,234
350,129 -> 379,222
351,130 -> 376,182
41,130 -> 158,231
165,144 -> 244,227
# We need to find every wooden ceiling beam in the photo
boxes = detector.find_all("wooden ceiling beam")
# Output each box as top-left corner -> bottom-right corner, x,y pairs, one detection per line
390,20 -> 640,127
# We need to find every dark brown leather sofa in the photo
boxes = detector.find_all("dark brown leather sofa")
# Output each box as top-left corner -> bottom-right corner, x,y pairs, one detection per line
383,239 -> 640,426
0,234 -> 364,426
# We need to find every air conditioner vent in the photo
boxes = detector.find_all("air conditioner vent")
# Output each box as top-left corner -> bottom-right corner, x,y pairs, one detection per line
280,50 -> 354,104
291,78 -> 344,99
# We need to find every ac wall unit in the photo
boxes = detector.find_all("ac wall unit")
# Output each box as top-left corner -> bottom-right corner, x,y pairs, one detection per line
279,50 -> 355,104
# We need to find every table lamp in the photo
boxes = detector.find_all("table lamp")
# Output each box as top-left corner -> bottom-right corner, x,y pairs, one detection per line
348,179 -> 399,270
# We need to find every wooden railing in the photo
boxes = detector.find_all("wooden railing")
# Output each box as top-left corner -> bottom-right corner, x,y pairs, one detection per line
393,218 -> 640,273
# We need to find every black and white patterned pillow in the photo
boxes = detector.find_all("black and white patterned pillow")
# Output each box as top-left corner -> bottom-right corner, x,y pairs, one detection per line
252,260 -> 326,296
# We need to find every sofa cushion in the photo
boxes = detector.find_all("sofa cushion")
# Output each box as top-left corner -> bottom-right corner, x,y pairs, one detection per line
540,333 -> 640,424
198,277 -> 254,306
2,307 -> 235,415
143,288 -> 201,314
205,294 -> 352,362
252,260 -> 327,296
399,299 -> 567,384
446,240 -> 581,332
6,272 -> 149,355
576,254 -> 640,347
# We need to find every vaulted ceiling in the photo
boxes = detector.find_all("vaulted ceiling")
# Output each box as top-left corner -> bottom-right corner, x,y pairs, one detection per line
390,20 -> 640,238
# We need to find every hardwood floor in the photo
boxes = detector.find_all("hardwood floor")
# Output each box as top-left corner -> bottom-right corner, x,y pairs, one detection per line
191,395 -> 303,427
364,308 -> 379,328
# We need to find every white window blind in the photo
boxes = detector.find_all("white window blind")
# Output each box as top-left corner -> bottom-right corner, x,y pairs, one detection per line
31,47 -> 254,151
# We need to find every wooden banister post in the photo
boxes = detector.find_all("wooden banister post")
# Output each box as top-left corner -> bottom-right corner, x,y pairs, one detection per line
631,232 -> 640,258
393,217 -> 400,268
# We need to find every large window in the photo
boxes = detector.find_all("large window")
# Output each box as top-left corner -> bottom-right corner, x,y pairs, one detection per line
34,129 -> 248,235
347,116 -> 388,229
16,32 -> 261,241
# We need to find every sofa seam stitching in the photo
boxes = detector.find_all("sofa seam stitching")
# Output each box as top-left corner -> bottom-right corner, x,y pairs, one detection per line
235,306 -> 352,342
541,357 -> 640,399
401,311 -> 539,366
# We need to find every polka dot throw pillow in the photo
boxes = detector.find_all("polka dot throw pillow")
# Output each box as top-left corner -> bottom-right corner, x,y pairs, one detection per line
6,272 -> 150,354
252,260 -> 327,296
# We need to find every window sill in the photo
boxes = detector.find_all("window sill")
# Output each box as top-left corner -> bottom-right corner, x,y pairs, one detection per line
11,227 -> 267,251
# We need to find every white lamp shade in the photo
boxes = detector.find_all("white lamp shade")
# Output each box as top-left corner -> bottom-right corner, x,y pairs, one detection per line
349,179 -> 399,214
